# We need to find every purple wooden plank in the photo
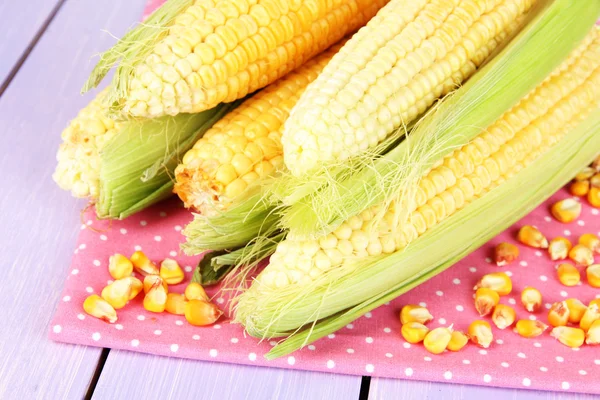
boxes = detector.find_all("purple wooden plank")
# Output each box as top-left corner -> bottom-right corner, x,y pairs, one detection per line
92,350 -> 362,400
0,0 -> 146,398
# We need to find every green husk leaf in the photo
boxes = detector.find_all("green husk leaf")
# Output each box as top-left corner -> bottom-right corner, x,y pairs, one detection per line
193,250 -> 228,285
264,109 -> 600,358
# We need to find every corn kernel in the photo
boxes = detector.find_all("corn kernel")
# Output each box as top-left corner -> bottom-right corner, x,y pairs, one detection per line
108,254 -> 133,280
474,288 -> 500,316
159,258 -> 185,285
591,173 -> 600,188
184,282 -> 209,301
585,319 -> 600,345
143,282 -> 168,313
548,237 -> 572,261
548,301 -> 570,327
575,167 -> 595,181
517,225 -> 548,248
165,293 -> 187,315
447,330 -> 469,352
569,180 -> 590,197
587,264 -> 600,288
550,198 -> 581,223
83,295 -> 117,323
101,278 -> 133,309
557,263 -> 580,287
568,244 -> 594,266
579,233 -> 600,254
400,305 -> 433,325
565,298 -> 587,324
591,299 -> 600,308
400,322 -> 429,344
143,275 -> 168,294
131,251 -> 159,276
580,304 -> 600,332
588,187 -> 600,208
550,326 -> 585,348
494,242 -> 519,266
521,287 -> 542,312
468,320 -> 493,348
423,326 -> 452,355
474,272 -> 512,296
492,304 -> 516,329
184,299 -> 222,326
514,319 -> 548,338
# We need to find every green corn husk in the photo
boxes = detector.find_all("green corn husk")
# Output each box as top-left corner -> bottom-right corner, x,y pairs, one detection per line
261,110 -> 600,358
281,0 -> 600,239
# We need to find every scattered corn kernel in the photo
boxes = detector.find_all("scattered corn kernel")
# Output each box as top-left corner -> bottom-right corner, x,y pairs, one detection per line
184,282 -> 209,301
492,304 -> 517,329
474,288 -> 500,316
570,180 -> 590,197
474,272 -> 512,296
101,278 -> 133,309
143,275 -> 168,294
591,173 -> 600,188
159,258 -> 185,285
588,187 -> 600,208
165,293 -> 187,315
548,301 -> 570,327
108,254 -> 133,280
521,287 -> 542,312
575,167 -> 596,181
468,320 -> 493,348
447,331 -> 469,352
423,326 -> 452,355
400,305 -> 434,325
400,322 -> 429,344
550,326 -> 585,348
514,319 -> 548,338
557,263 -> 581,287
494,242 -> 519,266
565,298 -> 588,324
184,299 -> 222,326
517,225 -> 548,249
568,244 -> 594,266
585,319 -> 600,345
589,265 -> 600,288
580,304 -> 600,332
579,233 -> 600,254
130,251 -> 159,276
124,276 -> 144,299
548,237 -> 572,261
143,282 -> 168,313
551,198 -> 581,223
83,294 -> 117,323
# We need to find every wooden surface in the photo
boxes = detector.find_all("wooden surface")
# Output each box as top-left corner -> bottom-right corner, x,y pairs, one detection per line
0,1 -> 593,399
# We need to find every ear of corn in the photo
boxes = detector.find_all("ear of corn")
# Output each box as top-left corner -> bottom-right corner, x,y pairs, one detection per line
83,0 -> 388,118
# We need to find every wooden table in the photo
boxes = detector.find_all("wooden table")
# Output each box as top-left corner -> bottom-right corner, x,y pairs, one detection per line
0,1 -> 593,399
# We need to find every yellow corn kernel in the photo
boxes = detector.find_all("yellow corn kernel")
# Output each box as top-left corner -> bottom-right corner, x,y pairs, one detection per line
575,167 -> 596,181
400,322 -> 429,344
517,226 -> 548,249
588,187 -> 600,208
143,275 -> 168,294
184,299 -> 222,326
400,305 -> 433,325
514,319 -> 548,338
143,282 -> 168,313
83,295 -> 117,323
468,320 -> 493,349
447,330 -> 469,352
568,244 -> 594,266
569,180 -> 590,197
159,258 -> 185,285
548,301 -> 570,327
587,264 -> 600,288
579,233 -> 600,254
184,282 -> 209,301
494,242 -> 519,266
101,278 -> 133,310
474,288 -> 500,317
474,273 -> 512,296
550,326 -> 585,348
585,319 -> 600,345
125,276 -> 143,300
565,298 -> 588,324
591,173 -> 600,188
557,263 -> 581,287
165,293 -> 187,315
423,327 -> 452,355
548,237 -> 572,261
131,251 -> 159,276
108,254 -> 133,280
580,304 -> 600,332
550,198 -> 582,223
521,287 -> 542,312
492,304 -> 517,330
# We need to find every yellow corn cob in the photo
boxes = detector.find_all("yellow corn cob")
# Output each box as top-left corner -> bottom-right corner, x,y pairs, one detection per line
282,0 -> 536,176
252,30 -> 600,291
173,43 -> 341,213
119,0 -> 388,118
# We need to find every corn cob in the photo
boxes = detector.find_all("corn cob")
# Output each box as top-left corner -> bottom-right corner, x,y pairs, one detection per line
84,0 -> 389,118
174,42 -> 342,214
281,0 -> 536,177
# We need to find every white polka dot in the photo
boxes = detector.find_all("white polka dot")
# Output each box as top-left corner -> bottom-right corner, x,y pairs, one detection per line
80,224 -> 86,230
522,378 -> 531,387
518,352 -> 526,359
192,335 -> 200,340
92,332 -> 101,341
366,364 -> 374,373
269,341 -> 277,346
556,356 -> 564,362
209,349 -> 218,358
230,338 -> 238,343
153,330 -> 162,335
120,228 -> 127,234
288,356 -> 295,365
533,342 -> 541,348
469,267 -> 477,273
86,220 -> 93,226
100,235 -> 107,241
444,371 -> 452,380
328,334 -> 335,339
85,287 -> 93,293
508,298 -> 516,305
134,245 -> 142,251
131,339 -> 140,347
248,353 -> 257,361
170,344 -> 179,352
137,315 -> 145,321
501,362 -> 509,368
169,251 -> 177,257
403,343 -> 411,349
77,314 -> 85,320
505,271 -> 513,278
346,324 -> 354,329
453,278 -> 461,285
544,216 -> 552,222
529,315 -> 537,321
561,382 -> 570,390
327,360 -> 335,369
545,303 -> 552,309
365,312 -> 372,318
560,290 -> 568,297
159,211 -> 167,217
154,236 -> 162,242
419,302 -> 427,307
424,357 -> 432,362
438,318 -> 446,325
175,320 -> 184,326
463,360 -> 470,365
455,305 -> 464,312
63,296 -> 71,302
479,350 -> 488,355
216,297 -> 225,304
385,353 -> 393,358
485,257 -> 492,263
540,275 -> 548,282
535,251 -> 542,257
79,243 -> 86,250
106,280 -> 113,285
579,370 -> 587,375
564,230 -> 571,236
540,367 -> 548,372
496,339 -> 504,345
436,290 -> 444,296
577,220 -> 585,227
93,260 -> 101,267
405,368 -> 413,376
71,269 -> 79,275
115,324 -> 123,330
213,324 -> 221,329
383,327 -> 391,333
483,374 -> 492,383
571,347 -> 580,352
347,348 -> 354,354
174,225 -> 182,231
595,360 -> 600,365
591,209 -> 599,215
53,325 -> 62,334
140,220 -> 147,226
519,261 -> 528,267
308,345 -> 316,351
365,337 -> 374,343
